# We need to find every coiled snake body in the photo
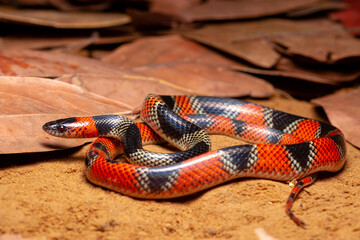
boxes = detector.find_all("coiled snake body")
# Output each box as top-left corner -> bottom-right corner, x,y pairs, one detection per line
43,95 -> 346,227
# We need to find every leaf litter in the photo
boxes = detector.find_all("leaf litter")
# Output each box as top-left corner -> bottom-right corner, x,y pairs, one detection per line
0,1 -> 360,239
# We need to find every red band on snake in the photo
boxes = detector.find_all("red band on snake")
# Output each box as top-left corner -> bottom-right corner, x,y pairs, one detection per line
43,95 -> 346,227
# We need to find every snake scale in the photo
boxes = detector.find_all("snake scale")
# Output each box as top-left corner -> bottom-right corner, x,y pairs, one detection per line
43,95 -> 346,227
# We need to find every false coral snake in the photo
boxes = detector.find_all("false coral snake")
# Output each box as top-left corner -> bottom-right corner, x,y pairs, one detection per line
43,95 -> 346,227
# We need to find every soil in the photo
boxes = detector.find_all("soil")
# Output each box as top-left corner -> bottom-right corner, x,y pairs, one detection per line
1,93 -> 359,240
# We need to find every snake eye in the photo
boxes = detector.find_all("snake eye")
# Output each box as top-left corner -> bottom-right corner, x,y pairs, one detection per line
57,125 -> 65,132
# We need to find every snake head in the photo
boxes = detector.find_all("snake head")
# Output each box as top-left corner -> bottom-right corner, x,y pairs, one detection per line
43,117 -> 77,138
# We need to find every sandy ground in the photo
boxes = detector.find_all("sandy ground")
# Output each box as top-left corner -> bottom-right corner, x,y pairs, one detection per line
1,94 -> 359,240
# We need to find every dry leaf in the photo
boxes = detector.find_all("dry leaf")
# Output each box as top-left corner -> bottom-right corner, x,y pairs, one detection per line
130,0 -> 333,28
275,58 -> 360,84
183,23 -> 280,68
103,34 -> 356,88
102,34 -> 240,69
0,76 -> 133,114
134,63 -> 274,98
0,34 -> 139,51
0,114 -> 93,154
126,8 -> 176,29
102,35 -> 274,98
49,0 -> 111,11
312,88 -> 360,148
330,0 -> 360,36
286,1 -> 347,17
0,5 -> 130,29
183,18 -> 345,68
50,32 -> 99,54
177,0 -> 324,22
230,57 -> 360,86
3,0 -> 111,11
150,0 -> 202,16
56,73 -> 189,108
272,33 -> 360,64
0,35 -> 94,50
0,49 -> 129,77
0,76 -> 135,154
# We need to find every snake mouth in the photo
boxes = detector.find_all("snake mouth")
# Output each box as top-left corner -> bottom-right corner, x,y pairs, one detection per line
42,121 -> 64,137
42,118 -> 76,137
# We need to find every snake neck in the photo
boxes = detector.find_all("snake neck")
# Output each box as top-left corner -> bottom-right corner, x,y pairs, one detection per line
140,95 -> 211,151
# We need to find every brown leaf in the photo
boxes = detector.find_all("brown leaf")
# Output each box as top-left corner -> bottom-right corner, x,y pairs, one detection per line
0,76 -> 135,154
0,18 -> 140,57
0,5 -> 130,29
0,32 -> 139,50
0,76 -> 133,115
150,0 -> 202,16
312,88 -> 360,148
126,8 -> 176,29
6,0 -> 111,11
49,0 -> 111,11
0,114 -> 93,154
56,73 -> 189,108
183,24 -> 280,68
102,35 -> 274,98
0,49 -> 128,77
103,34 -> 354,88
231,57 -> 359,86
275,58 -> 360,84
272,33 -> 360,64
50,32 -> 100,54
286,1 -> 347,17
135,63 -> 274,98
330,0 -> 360,36
182,18 -> 345,68
102,34 -> 239,69
0,35 -> 93,50
176,0 -> 324,22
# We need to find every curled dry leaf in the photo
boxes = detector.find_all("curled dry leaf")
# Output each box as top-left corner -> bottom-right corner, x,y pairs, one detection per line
272,33 -> 360,64
312,88 -> 360,148
182,18 -> 345,68
0,76 -> 135,154
0,5 -> 130,29
102,35 -> 274,98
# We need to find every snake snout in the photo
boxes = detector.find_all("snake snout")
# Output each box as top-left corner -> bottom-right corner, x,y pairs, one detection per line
43,118 -> 76,137
42,120 -> 64,137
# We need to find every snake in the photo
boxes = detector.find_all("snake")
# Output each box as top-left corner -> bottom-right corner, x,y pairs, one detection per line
43,95 -> 346,227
